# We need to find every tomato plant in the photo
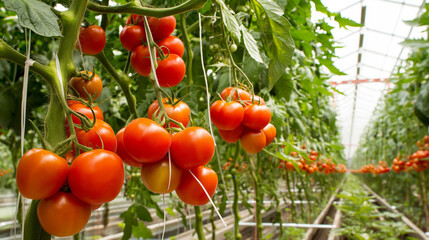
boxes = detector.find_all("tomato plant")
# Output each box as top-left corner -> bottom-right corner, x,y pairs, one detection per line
123,118 -> 171,163
76,25 -> 106,55
170,127 -> 215,169
75,119 -> 117,152
175,166 -> 218,206
70,71 -> 103,100
16,149 -> 68,200
147,98 -> 190,128
68,149 -> 124,205
141,156 -> 183,194
37,191 -> 91,237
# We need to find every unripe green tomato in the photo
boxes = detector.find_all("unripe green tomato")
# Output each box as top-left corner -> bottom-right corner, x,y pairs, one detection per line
230,43 -> 237,53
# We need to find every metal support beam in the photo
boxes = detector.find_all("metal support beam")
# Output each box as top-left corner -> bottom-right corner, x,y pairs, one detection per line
330,78 -> 389,85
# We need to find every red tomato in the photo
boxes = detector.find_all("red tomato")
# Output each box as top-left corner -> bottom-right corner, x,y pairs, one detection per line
68,149 -> 124,204
148,98 -> 190,128
37,191 -> 91,237
70,71 -> 103,100
218,125 -> 244,143
156,54 -> 186,88
131,45 -> 152,77
262,123 -> 276,146
127,15 -> 176,42
240,129 -> 266,154
16,149 -> 68,200
210,100 -> 244,130
157,36 -> 184,57
310,150 -> 318,156
68,100 -> 104,125
141,156 -> 183,194
76,25 -> 106,55
116,128 -> 142,167
123,118 -> 171,163
75,119 -> 117,152
251,95 -> 265,105
170,127 -> 215,169
243,104 -> 271,130
176,166 -> 218,206
120,25 -> 145,51
220,87 -> 251,102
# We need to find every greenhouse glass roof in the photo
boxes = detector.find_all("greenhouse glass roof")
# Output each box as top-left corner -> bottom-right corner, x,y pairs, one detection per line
313,0 -> 427,160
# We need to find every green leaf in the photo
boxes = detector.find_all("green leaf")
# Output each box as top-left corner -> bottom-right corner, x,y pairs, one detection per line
120,207 -> 138,240
291,29 -> 316,41
253,0 -> 295,89
274,74 -> 294,101
414,80 -> 429,126
400,39 -> 429,48
200,0 -> 212,14
240,25 -> 263,63
132,222 -> 153,239
136,205 -> 153,222
216,0 -> 241,41
404,12 -> 429,26
165,207 -> 176,217
4,0 -> 62,37
334,13 -> 362,28
318,58 -> 346,75
23,200 -> 51,240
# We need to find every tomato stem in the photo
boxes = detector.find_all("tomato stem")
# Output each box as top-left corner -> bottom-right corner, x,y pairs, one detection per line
95,52 -> 139,118
180,14 -> 194,88
87,0 -> 208,18
193,206 -> 206,240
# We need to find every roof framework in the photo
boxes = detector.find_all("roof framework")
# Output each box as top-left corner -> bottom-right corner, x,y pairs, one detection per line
313,0 -> 427,162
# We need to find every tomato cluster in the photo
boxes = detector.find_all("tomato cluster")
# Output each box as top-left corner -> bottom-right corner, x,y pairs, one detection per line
211,87 -> 276,154
120,15 -> 186,88
278,150 -> 347,174
16,148 -> 124,237
117,113 -> 218,206
352,136 -> 429,174
15,75 -> 126,237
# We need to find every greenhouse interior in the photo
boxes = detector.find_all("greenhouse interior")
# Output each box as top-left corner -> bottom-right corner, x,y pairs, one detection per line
0,0 -> 429,239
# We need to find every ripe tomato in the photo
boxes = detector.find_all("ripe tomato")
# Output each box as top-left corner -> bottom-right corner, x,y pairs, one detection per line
70,71 -> 103,100
141,156 -> 182,194
218,125 -> 244,143
75,119 -> 117,152
309,155 -> 317,161
210,100 -> 244,130
170,127 -> 215,169
68,100 -> 104,125
240,129 -> 266,154
262,123 -> 276,146
131,45 -> 152,77
148,98 -> 190,128
157,36 -> 184,57
116,128 -> 142,167
127,15 -> 176,42
156,54 -> 186,88
16,149 -> 68,200
76,25 -> 106,55
310,150 -> 318,156
147,16 -> 176,41
120,25 -> 145,51
37,191 -> 91,237
220,87 -> 251,102
176,166 -> 218,206
251,95 -> 265,105
68,149 -> 124,204
243,104 -> 271,130
123,118 -> 171,163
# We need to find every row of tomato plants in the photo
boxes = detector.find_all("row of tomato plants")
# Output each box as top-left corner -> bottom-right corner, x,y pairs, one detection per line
352,5 -> 429,232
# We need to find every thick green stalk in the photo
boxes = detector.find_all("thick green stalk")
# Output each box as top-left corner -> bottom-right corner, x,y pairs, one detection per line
232,174 -> 242,240
285,171 -> 295,222
247,154 -> 262,240
180,14 -> 194,88
87,0 -> 207,18
194,206 -> 206,240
